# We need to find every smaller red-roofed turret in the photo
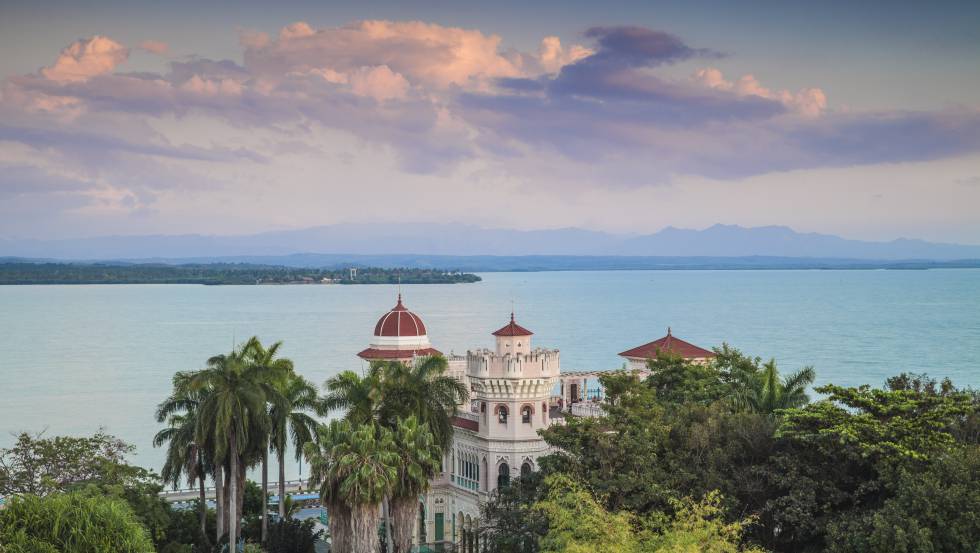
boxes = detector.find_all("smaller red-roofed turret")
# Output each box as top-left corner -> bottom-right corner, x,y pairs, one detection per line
618,328 -> 715,370
492,312 -> 534,355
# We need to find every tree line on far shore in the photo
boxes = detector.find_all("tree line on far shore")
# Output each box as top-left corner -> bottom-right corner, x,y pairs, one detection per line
0,262 -> 481,285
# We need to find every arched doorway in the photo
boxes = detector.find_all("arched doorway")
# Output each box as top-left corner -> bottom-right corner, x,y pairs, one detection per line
521,461 -> 532,477
498,462 -> 510,489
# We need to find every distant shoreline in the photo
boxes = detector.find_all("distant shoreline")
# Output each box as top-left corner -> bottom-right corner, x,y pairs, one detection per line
0,263 -> 482,285
1,256 -> 979,286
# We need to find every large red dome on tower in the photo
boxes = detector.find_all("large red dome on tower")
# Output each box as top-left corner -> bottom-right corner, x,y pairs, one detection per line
373,294 -> 427,337
358,294 -> 441,361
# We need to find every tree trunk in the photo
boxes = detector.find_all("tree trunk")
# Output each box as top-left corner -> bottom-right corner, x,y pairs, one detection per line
215,464 -> 225,542
391,494 -> 419,553
224,464 -> 232,537
327,500 -> 352,553
262,443 -> 269,542
383,497 -> 394,551
228,430 -> 239,551
278,448 -> 287,520
198,470 -> 209,546
350,502 -> 381,553
236,460 -> 245,530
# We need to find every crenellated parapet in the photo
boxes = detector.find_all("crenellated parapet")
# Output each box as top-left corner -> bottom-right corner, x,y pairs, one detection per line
465,348 -> 560,381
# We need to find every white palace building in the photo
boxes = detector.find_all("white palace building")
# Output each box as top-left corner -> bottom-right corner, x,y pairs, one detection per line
356,295 -> 715,552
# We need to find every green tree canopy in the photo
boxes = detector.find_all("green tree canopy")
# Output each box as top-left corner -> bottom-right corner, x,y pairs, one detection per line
534,473 -> 639,553
0,430 -> 133,497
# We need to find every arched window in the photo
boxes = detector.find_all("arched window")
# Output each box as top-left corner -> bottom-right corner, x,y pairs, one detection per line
521,461 -> 533,477
482,457 -> 488,491
496,405 -> 508,424
542,402 -> 548,424
521,404 -> 532,424
497,463 -> 510,489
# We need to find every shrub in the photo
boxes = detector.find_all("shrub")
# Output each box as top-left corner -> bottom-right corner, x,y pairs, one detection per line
0,493 -> 154,553
265,518 -> 323,553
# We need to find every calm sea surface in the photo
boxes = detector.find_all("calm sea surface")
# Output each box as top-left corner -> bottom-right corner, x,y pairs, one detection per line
2,270 -> 979,480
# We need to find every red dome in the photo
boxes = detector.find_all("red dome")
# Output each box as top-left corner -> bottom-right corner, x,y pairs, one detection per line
373,295 -> 427,337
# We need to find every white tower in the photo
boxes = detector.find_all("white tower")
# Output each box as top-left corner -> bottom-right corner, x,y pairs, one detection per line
417,312 -> 561,551
466,313 -> 559,491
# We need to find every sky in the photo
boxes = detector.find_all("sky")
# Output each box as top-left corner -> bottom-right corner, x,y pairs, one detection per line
1,0 -> 979,243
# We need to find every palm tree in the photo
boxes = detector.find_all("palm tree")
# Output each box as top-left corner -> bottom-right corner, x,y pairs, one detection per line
241,337 -> 296,542
306,420 -> 400,553
187,344 -> 284,549
269,373 -> 319,524
389,416 -> 441,553
322,369 -> 382,425
375,356 -> 468,451
154,374 -> 212,546
279,495 -> 302,520
306,422 -> 350,552
321,356 -> 468,550
735,360 -> 816,415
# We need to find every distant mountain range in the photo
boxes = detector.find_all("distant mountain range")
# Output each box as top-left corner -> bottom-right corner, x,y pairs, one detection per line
2,223 -> 979,262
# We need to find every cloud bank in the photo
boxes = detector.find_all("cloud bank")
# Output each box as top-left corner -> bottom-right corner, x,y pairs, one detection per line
1,21 -> 979,238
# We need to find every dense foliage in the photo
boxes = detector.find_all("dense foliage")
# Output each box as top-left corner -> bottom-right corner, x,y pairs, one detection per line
264,519 -> 323,553
480,348 -> 980,553
0,262 -> 481,285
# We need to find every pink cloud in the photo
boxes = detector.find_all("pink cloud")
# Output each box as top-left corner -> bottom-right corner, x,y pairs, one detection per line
139,40 -> 169,55
538,36 -> 593,74
244,20 -> 532,90
40,36 -> 129,83
348,65 -> 410,101
694,67 -> 827,117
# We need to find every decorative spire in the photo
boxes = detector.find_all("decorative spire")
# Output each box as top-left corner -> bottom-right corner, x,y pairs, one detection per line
667,326 -> 672,336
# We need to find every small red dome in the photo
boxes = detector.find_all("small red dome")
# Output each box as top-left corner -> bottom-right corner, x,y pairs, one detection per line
373,294 -> 428,337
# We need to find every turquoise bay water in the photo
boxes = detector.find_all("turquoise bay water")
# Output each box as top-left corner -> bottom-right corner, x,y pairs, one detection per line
2,269 -> 979,479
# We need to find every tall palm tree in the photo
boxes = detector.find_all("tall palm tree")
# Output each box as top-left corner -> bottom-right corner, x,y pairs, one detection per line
241,337 -> 295,542
187,343 -> 284,549
736,360 -> 816,415
305,422 -> 350,552
306,420 -> 400,553
322,356 -> 467,550
154,374 -> 212,546
389,416 -> 441,553
269,373 -> 319,523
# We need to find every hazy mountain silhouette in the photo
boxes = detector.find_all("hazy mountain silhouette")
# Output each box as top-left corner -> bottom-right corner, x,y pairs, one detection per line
2,223 -> 979,261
